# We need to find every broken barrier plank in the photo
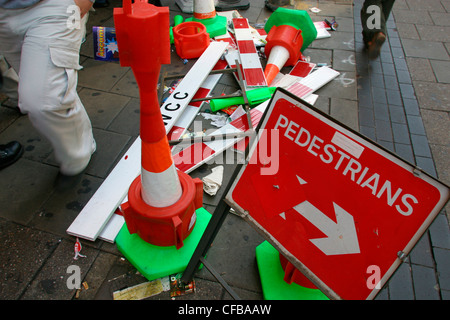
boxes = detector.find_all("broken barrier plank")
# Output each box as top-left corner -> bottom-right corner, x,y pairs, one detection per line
168,59 -> 228,142
160,41 -> 228,132
67,42 -> 227,242
67,137 -> 141,241
98,207 -> 126,242
172,100 -> 269,174
287,66 -> 340,99
232,17 -> 267,88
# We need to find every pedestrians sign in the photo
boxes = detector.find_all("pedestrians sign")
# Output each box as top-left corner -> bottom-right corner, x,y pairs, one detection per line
225,88 -> 450,300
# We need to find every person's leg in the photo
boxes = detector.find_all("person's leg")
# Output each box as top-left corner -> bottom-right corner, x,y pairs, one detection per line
361,0 -> 393,59
381,0 -> 395,23
0,64 -> 23,169
5,1 -> 95,175
0,55 -> 19,105
361,0 -> 384,45
0,7 -> 23,106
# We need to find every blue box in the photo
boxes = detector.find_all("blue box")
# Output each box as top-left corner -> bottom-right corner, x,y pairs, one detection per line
93,26 -> 119,61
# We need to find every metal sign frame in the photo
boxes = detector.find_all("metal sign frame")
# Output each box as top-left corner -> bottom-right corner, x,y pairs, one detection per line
224,88 -> 450,300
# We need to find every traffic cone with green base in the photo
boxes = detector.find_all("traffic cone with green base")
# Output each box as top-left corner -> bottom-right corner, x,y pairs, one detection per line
185,0 -> 227,38
263,7 -> 317,85
113,0 -> 210,283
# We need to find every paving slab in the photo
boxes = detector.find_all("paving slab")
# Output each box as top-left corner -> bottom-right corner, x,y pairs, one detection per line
428,144 -> 450,186
405,0 -> 446,12
194,213 -> 265,295
0,220 -> 61,299
396,23 -> 420,40
28,175 -> 104,237
107,97 -> 141,137
20,239 -> 98,300
420,109 -> 450,145
401,38 -> 450,60
429,60 -> 450,83
78,60 -> 129,92
333,49 -> 357,72
411,264 -> 441,300
416,25 -> 450,43
406,57 -> 436,82
329,97 -> 359,130
393,9 -> 433,25
387,262 -> 414,300
79,88 -> 131,129
83,128 -> 131,178
413,81 -> 450,112
434,247 -> 450,292
429,12 -> 450,27
0,159 -> 58,224
0,116 -> 53,164
76,251 -> 121,300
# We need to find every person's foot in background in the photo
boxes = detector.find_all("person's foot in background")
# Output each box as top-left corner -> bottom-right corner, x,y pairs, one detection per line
93,0 -> 109,8
0,141 -> 23,170
367,32 -> 386,60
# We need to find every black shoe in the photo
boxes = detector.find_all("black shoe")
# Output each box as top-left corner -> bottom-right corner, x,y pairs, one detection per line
93,0 -> 109,8
0,141 -> 23,169
367,32 -> 386,60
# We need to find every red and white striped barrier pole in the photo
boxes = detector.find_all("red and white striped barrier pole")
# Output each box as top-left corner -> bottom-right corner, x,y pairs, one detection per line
114,0 -> 202,249
233,17 -> 267,88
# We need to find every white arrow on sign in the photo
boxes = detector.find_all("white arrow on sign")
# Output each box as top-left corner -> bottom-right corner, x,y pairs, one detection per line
293,201 -> 360,256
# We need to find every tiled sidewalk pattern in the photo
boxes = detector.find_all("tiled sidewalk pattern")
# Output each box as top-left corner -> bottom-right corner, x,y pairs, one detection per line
353,0 -> 450,300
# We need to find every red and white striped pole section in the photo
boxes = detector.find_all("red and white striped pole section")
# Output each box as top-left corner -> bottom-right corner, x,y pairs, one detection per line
118,1 -> 182,208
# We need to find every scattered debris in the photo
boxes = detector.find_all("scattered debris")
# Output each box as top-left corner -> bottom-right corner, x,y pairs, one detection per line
202,165 -> 224,196
113,278 -> 165,300
170,273 -> 195,298
73,237 -> 86,260
201,112 -> 228,127
74,281 -> 89,299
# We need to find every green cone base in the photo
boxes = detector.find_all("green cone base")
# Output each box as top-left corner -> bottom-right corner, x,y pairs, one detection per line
255,241 -> 329,300
186,15 -> 227,38
116,207 -> 211,281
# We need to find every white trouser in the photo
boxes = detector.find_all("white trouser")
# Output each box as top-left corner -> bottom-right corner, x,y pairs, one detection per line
0,0 -> 95,175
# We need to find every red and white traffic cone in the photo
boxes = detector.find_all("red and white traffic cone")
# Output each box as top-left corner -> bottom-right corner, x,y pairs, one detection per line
263,23 -> 303,85
114,0 -> 203,250
193,0 -> 216,19
186,0 -> 227,38
264,45 -> 290,86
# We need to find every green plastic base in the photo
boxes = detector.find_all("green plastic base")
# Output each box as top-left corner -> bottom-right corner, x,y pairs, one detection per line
116,207 -> 211,282
255,241 -> 329,300
186,15 -> 227,38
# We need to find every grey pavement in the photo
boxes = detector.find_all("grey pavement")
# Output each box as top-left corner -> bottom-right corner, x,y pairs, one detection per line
0,0 -> 449,301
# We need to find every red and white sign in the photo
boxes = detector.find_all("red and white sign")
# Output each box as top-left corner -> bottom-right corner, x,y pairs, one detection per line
225,89 -> 450,300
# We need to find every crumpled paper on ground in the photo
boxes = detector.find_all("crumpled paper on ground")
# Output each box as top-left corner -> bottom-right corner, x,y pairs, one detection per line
202,165 -> 224,196
201,112 -> 228,127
